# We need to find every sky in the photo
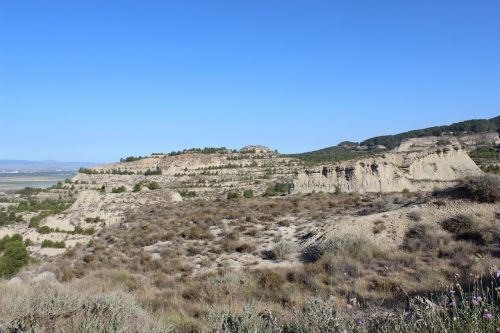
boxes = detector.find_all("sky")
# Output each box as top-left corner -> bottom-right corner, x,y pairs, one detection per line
0,1 -> 499,162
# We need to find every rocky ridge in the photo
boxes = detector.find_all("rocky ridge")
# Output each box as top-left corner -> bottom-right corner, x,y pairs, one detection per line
292,145 -> 482,194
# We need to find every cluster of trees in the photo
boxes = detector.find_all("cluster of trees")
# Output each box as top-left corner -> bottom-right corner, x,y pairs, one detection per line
0,234 -> 29,278
15,187 -> 43,196
201,163 -> 243,170
291,116 -> 500,163
4,198 -> 73,228
79,168 -> 136,175
120,156 -> 145,163
0,211 -> 23,227
469,146 -> 500,159
361,116 -> 500,150
290,146 -> 375,164
168,147 -> 231,156
34,224 -> 95,235
481,165 -> 500,174
14,198 -> 73,214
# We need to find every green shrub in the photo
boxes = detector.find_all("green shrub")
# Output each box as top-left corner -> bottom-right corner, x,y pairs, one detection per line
29,211 -> 52,227
146,181 -> 160,190
243,190 -> 254,199
178,190 -> 197,198
133,183 -> 142,192
0,234 -> 22,252
37,226 -> 55,234
71,226 -> 96,235
41,239 -> 65,248
111,186 -> 127,193
227,192 -> 240,200
264,183 -> 291,197
264,187 -> 276,197
0,235 -> 29,278
334,185 -> 341,195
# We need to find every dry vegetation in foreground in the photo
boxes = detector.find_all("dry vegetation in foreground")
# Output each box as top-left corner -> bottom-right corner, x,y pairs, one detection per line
1,175 -> 500,332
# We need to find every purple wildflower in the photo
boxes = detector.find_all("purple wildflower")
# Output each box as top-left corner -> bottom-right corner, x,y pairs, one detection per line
472,296 -> 482,305
357,319 -> 365,326
483,311 -> 493,321
449,300 -> 457,307
496,269 -> 500,278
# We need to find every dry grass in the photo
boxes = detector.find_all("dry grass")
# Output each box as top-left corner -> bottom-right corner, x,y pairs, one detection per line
0,281 -> 168,332
3,191 -> 497,332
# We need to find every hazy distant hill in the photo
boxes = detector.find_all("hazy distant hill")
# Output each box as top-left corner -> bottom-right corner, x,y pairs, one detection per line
0,160 -> 99,173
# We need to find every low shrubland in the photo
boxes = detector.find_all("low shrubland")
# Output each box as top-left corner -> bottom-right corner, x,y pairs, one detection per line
0,283 -> 168,332
1,190 -> 499,332
36,191 -> 496,331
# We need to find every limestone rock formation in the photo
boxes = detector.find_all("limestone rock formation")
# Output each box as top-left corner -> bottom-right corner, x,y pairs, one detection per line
292,146 -> 482,194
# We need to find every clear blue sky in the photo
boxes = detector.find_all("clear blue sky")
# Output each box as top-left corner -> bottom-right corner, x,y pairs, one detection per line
1,1 -> 499,162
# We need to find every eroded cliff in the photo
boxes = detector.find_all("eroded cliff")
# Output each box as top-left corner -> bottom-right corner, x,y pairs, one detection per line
292,146 -> 482,193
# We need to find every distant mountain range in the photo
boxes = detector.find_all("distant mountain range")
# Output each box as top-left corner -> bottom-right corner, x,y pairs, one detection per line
0,160 -> 100,173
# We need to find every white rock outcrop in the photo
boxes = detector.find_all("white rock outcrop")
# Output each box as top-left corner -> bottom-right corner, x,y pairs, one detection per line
292,146 -> 482,194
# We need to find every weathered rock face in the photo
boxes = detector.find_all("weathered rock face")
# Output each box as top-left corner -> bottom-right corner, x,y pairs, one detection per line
292,147 -> 482,194
395,132 -> 500,153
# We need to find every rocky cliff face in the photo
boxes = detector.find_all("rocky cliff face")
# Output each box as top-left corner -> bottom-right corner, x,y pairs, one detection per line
292,146 -> 482,194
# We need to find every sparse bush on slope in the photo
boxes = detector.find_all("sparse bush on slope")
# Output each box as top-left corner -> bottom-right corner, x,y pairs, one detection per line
463,174 -> 500,203
402,223 -> 451,252
441,214 -> 500,246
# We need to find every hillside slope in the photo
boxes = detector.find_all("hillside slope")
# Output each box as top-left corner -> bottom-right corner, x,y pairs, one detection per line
291,115 -> 500,163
